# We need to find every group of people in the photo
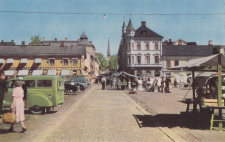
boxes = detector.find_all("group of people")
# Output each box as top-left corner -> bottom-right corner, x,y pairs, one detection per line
159,76 -> 171,93
0,71 -> 27,133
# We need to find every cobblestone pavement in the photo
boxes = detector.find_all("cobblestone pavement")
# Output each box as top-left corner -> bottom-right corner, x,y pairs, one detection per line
1,84 -> 225,142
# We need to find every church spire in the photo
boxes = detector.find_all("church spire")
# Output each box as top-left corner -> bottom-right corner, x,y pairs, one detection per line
107,38 -> 111,57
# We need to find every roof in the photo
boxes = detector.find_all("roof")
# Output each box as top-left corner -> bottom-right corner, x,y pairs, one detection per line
122,21 -> 126,28
162,45 -> 220,56
0,45 -> 86,57
80,32 -> 88,39
134,25 -> 163,38
0,41 -> 16,46
126,19 -> 135,31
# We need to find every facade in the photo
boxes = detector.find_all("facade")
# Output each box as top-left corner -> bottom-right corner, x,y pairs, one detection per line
0,42 -> 86,78
40,32 -> 98,80
118,20 -> 163,77
161,39 -> 224,80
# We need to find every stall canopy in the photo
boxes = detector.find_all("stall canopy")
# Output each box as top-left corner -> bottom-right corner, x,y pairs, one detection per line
47,70 -> 56,75
111,71 -> 138,78
4,70 -> 15,76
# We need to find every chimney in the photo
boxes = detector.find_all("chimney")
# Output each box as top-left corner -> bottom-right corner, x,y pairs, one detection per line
1,40 -> 3,43
55,38 -> 57,41
178,40 -> 182,46
65,38 -> 68,41
141,21 -> 146,26
208,40 -> 213,46
11,40 -> 14,42
60,41 -> 64,47
42,37 -> 45,41
21,41 -> 25,46
169,39 -> 172,43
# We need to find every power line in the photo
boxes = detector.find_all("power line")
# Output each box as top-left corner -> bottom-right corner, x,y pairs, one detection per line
0,10 -> 224,16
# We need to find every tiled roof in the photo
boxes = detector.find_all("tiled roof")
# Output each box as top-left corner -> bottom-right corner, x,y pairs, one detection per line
162,45 -> 219,56
0,45 -> 86,57
134,25 -> 163,38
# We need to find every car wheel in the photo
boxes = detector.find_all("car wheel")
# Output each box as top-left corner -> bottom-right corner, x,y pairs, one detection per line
29,105 -> 42,114
80,85 -> 85,91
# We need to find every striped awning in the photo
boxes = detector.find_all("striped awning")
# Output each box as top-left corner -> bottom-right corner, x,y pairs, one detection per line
34,58 -> 41,64
60,70 -> 70,76
47,70 -> 56,75
32,70 -> 43,75
0,58 -> 4,64
17,70 -> 29,76
4,70 -> 15,76
20,58 -> 27,64
6,58 -> 13,64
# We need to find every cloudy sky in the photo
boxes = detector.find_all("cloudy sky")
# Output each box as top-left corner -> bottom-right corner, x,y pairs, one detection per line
0,0 -> 225,56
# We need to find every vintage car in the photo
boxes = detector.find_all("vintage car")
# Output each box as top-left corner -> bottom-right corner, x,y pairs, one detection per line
64,77 -> 88,92
3,75 -> 65,114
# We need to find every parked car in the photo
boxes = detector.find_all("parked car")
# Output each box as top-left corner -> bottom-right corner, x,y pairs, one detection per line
64,81 -> 78,94
3,75 -> 65,114
64,77 -> 88,91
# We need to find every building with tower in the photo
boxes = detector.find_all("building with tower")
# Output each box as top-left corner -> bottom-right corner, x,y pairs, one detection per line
118,19 -> 163,77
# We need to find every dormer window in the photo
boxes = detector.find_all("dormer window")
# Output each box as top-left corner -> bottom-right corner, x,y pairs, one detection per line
62,58 -> 69,66
141,31 -> 147,35
48,58 -> 55,66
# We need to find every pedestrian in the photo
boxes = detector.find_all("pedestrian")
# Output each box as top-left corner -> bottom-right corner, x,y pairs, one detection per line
137,77 -> 143,94
101,76 -> 106,90
117,78 -> 121,90
165,76 -> 171,93
112,77 -> 117,90
0,71 -> 7,118
8,80 -> 27,133
128,79 -> 131,90
160,77 -> 165,93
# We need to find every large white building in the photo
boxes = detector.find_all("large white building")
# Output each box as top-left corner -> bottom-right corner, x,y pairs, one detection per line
118,20 -> 163,77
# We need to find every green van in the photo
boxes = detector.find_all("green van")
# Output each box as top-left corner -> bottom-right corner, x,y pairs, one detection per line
3,75 -> 64,114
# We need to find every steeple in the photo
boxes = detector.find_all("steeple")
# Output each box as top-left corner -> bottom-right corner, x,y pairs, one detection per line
80,32 -> 88,40
122,21 -> 126,34
107,38 -> 111,57
126,19 -> 135,36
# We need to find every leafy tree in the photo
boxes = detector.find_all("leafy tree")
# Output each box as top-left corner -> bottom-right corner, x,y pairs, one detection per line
95,52 -> 107,71
30,35 -> 41,45
108,54 -> 118,72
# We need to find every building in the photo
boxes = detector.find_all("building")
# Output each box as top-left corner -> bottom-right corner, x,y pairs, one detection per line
161,39 -> 225,79
0,41 -> 86,78
118,20 -> 163,77
40,32 -> 98,80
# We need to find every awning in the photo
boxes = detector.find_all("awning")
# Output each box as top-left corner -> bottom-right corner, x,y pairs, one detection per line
34,58 -> 42,64
60,70 -> 70,76
32,70 -> 43,75
47,70 -> 56,75
20,58 -> 27,64
6,58 -> 13,64
0,58 -> 4,64
4,70 -> 15,76
17,70 -> 29,76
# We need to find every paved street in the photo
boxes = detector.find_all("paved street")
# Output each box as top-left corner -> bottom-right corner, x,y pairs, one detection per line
1,84 -> 225,142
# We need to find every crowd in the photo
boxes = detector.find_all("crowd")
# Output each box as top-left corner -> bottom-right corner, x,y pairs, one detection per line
96,75 -> 172,94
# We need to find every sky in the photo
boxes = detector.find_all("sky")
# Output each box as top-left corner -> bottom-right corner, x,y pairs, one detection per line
0,0 -> 225,57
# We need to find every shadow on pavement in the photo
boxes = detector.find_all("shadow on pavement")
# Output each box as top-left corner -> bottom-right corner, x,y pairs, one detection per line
133,112 -> 211,130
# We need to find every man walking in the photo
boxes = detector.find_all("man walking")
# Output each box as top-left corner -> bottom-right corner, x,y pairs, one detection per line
0,71 -> 7,117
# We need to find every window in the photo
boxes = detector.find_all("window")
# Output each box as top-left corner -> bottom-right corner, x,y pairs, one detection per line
174,60 -> 179,66
137,56 -> 141,64
166,60 -> 171,68
137,43 -> 141,50
128,43 -> 131,51
37,80 -> 52,87
145,56 -> 150,64
128,56 -> 131,64
132,43 -> 134,50
71,58 -> 78,66
145,43 -> 149,50
154,43 -> 158,50
24,80 -> 35,87
132,56 -> 134,64
48,58 -> 55,66
155,56 -> 159,64
62,58 -> 69,66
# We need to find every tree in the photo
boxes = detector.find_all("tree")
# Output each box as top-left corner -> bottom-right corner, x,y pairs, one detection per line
30,35 -> 41,45
108,54 -> 118,72
95,52 -> 107,71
